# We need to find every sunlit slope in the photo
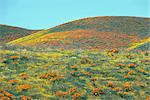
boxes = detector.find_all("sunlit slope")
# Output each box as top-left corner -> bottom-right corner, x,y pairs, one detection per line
8,30 -> 49,45
127,37 -> 150,51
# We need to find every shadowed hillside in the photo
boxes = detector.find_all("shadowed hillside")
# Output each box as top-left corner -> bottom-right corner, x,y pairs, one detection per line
0,24 -> 40,43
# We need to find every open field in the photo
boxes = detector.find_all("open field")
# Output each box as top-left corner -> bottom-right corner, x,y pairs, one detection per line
0,45 -> 149,100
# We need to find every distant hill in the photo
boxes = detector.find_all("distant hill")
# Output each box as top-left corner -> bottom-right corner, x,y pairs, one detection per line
47,16 -> 150,37
0,24 -> 40,43
8,16 -> 150,50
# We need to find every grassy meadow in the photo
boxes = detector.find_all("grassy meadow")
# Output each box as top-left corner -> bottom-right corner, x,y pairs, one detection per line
0,45 -> 149,100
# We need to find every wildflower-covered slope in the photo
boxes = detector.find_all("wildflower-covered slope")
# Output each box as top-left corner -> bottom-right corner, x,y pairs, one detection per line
8,16 -> 150,50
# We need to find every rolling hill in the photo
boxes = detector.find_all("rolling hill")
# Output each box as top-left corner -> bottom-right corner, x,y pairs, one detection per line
0,24 -> 40,43
8,16 -> 150,50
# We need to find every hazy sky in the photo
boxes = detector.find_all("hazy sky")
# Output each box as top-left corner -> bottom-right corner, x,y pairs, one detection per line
0,0 -> 149,29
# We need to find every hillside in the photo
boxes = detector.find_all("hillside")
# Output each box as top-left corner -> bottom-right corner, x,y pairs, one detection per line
48,16 -> 150,37
0,24 -> 40,43
8,16 -> 150,50
127,37 -> 150,51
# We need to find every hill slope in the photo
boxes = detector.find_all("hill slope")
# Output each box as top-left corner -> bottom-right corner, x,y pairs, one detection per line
47,16 -> 150,37
0,24 -> 40,43
8,16 -> 150,50
127,37 -> 150,51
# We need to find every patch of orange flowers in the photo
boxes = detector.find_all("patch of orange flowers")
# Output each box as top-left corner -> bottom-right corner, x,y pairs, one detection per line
21,96 -> 31,100
68,87 -> 77,93
126,55 -> 134,59
92,88 -> 104,96
140,69 -> 145,73
128,63 -> 137,68
124,75 -> 129,78
72,93 -> 82,100
127,70 -> 135,75
123,82 -> 132,90
10,56 -> 19,59
55,91 -> 68,97
108,49 -> 119,53
82,71 -> 92,76
146,96 -> 150,100
112,87 -> 122,91
71,65 -> 78,70
19,73 -> 29,80
106,81 -> 115,88
8,79 -> 19,84
0,90 -> 15,99
18,84 -> 31,90
117,63 -> 125,67
40,73 -> 49,79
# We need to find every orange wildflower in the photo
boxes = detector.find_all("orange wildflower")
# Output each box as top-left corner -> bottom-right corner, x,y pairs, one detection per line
71,65 -> 78,70
112,87 -> 122,91
2,91 -> 14,98
92,88 -> 104,96
0,93 -> 4,97
123,82 -> 131,90
8,79 -> 19,84
124,75 -> 129,78
128,63 -> 136,68
0,96 -> 11,100
117,63 -> 125,67
123,92 -> 129,95
61,66 -> 66,69
68,87 -> 77,93
128,70 -> 135,75
83,71 -> 92,76
22,96 -> 27,100
55,91 -> 68,97
109,49 -> 119,53
106,81 -> 115,87
146,96 -> 150,100
20,73 -> 29,80
72,93 -> 82,100
18,84 -> 31,90
140,69 -> 145,73
10,56 -> 19,59
126,55 -> 133,59
40,73 -> 49,79
21,96 -> 31,100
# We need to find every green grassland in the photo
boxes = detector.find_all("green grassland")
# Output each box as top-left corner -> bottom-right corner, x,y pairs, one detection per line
0,45 -> 149,100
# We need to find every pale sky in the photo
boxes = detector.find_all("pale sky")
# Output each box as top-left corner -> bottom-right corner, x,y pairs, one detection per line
0,0 -> 149,29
